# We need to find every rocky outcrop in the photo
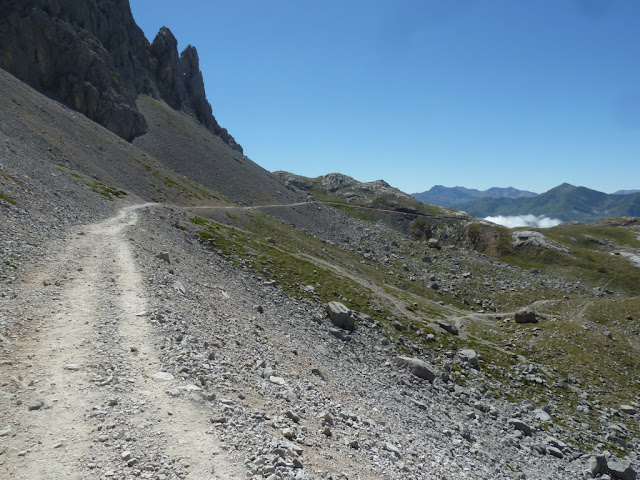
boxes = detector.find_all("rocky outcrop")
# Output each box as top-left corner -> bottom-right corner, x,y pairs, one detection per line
325,301 -> 356,330
275,171 -> 426,213
0,0 -> 241,150
515,307 -> 538,324
149,28 -> 241,151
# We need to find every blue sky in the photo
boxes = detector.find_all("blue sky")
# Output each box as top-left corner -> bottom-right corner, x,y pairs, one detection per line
130,0 -> 639,194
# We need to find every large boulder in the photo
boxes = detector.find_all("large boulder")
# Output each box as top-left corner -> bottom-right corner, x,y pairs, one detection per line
608,461 -> 637,480
393,356 -> 436,383
515,308 -> 538,324
588,455 -> 608,478
438,321 -> 459,335
508,418 -> 532,436
325,302 -> 356,330
459,349 -> 479,368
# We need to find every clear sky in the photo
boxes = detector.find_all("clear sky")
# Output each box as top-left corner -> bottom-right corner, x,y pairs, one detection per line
129,0 -> 639,195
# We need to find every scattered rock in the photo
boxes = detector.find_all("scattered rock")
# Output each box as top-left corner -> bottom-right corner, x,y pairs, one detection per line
284,410 -> 300,423
269,376 -> 286,386
620,405 -> 636,415
320,412 -> 334,425
438,321 -> 459,335
325,301 -> 356,330
608,460 -> 637,480
394,356 -> 436,383
156,252 -> 171,263
173,280 -> 186,294
459,349 -> 479,368
508,418 -> 532,436
515,308 -> 538,324
328,327 -> 352,341
152,372 -> 174,382
546,446 -> 563,459
28,399 -> 44,411
533,408 -> 552,423
427,238 -> 440,249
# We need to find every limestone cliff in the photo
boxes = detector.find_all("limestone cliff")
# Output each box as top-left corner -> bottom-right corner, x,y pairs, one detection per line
0,0 -> 241,151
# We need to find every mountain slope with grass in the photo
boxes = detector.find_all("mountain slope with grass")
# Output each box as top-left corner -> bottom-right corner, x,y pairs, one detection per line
1,2 -> 639,479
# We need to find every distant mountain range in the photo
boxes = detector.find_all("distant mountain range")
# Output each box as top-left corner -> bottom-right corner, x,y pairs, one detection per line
412,184 -> 640,222
412,185 -> 537,208
613,189 -> 640,195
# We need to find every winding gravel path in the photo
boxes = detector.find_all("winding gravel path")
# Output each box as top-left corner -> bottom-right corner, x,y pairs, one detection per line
0,204 -> 240,479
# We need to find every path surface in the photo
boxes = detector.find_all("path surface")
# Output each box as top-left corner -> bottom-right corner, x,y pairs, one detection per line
0,204 -> 239,479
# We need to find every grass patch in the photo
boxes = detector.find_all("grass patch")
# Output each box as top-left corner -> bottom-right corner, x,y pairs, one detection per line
0,192 -> 16,205
188,213 -> 415,332
132,155 -> 228,202
57,165 -> 127,199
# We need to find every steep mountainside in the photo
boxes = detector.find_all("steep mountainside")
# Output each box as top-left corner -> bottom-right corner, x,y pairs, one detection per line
0,0 -> 240,150
1,2 -> 640,478
412,185 -> 537,207
458,183 -> 640,222
133,95 -> 301,206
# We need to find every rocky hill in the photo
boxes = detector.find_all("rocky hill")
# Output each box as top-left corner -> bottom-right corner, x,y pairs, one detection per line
1,2 -> 640,479
274,171 -> 477,218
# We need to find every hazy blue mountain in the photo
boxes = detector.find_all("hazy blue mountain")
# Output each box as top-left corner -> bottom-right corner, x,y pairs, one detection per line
613,189 -> 640,195
411,185 -> 537,208
455,183 -> 640,222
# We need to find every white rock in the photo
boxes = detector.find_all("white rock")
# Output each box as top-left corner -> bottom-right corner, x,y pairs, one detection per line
152,372 -> 174,382
269,376 -> 286,385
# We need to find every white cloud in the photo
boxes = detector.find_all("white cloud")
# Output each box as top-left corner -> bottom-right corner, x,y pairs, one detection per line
484,215 -> 562,229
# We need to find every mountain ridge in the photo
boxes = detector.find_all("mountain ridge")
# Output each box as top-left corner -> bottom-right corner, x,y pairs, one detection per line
455,183 -> 640,222
412,185 -> 538,207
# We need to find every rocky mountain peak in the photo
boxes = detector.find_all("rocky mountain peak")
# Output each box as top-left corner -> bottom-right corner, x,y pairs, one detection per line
0,0 -> 241,151
321,173 -> 356,191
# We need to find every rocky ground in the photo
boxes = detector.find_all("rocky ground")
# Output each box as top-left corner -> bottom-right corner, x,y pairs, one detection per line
3,196 -> 637,479
1,50 -> 638,480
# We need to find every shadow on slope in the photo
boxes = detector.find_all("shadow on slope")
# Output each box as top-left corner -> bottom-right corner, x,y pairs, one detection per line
134,96 -> 302,206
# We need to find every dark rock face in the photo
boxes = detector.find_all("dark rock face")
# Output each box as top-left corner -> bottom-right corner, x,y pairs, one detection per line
0,0 -> 241,150
515,308 -> 538,324
149,28 -> 242,151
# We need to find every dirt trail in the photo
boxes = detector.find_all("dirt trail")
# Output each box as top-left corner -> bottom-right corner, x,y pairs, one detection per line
0,204 -> 239,479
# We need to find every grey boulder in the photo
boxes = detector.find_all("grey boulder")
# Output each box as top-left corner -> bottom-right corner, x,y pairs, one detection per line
394,356 -> 436,383
326,302 -> 356,330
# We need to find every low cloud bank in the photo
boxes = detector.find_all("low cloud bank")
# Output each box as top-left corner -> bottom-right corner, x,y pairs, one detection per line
484,215 -> 562,229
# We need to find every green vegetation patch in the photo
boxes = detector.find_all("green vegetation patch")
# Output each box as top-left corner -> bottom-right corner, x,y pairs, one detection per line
132,155 -> 229,202
190,214 -> 395,323
88,181 -> 127,199
0,192 -> 16,206
500,239 -> 640,296
57,165 -> 127,199
463,300 -> 640,448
